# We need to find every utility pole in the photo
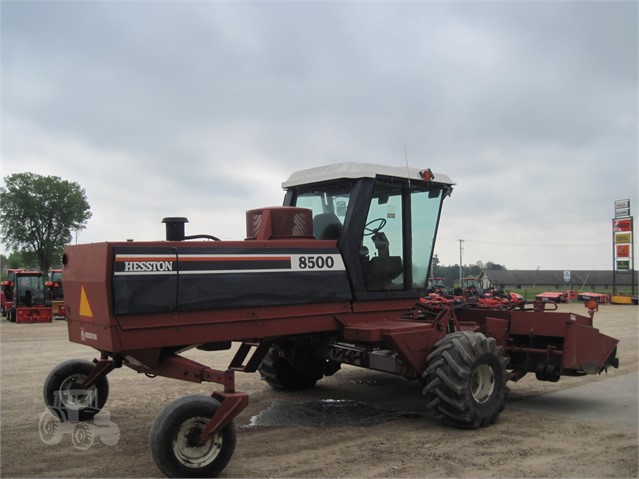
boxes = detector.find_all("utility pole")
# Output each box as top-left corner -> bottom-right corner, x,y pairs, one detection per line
459,239 -> 464,287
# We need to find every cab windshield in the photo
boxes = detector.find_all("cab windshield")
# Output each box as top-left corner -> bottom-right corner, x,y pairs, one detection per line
16,275 -> 45,306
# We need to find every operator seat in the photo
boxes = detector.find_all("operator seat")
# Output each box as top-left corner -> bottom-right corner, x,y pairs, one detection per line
313,213 -> 343,240
23,290 -> 33,307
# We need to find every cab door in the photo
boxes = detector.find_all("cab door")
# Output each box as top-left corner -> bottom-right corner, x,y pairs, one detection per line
352,178 -> 445,299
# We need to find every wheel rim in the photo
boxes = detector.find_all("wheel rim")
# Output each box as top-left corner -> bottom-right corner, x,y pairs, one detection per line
173,417 -> 223,468
471,363 -> 495,403
59,374 -> 96,410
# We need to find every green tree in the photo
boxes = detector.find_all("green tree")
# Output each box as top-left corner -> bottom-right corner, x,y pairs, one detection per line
485,261 -> 506,271
5,250 -> 39,269
0,173 -> 91,275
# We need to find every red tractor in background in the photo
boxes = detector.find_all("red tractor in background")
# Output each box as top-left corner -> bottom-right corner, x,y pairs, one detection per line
1,268 -> 21,317
459,276 -> 485,297
46,269 -> 66,319
423,277 -> 456,306
43,163 -> 619,478
453,276 -> 523,308
426,277 -> 452,296
4,270 -> 52,323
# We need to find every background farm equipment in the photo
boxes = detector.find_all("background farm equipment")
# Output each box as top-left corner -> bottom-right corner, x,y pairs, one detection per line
423,277 -> 457,305
46,269 -> 66,319
578,292 -> 610,304
4,270 -> 52,323
535,290 -> 578,303
44,162 -> 619,478
479,287 -> 524,308
610,294 -> 638,305
426,277 -> 452,296
422,275 -> 524,309
1,268 -> 20,317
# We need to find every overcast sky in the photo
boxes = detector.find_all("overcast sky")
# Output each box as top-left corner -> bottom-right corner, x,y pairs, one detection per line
2,1 -> 637,271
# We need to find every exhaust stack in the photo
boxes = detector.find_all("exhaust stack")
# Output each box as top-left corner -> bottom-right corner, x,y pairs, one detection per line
162,217 -> 189,241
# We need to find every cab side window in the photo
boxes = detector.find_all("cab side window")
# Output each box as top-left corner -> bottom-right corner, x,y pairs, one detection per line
359,182 -> 404,291
410,188 -> 442,288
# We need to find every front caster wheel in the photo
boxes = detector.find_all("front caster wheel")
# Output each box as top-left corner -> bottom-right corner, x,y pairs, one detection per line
43,359 -> 109,422
150,395 -> 236,478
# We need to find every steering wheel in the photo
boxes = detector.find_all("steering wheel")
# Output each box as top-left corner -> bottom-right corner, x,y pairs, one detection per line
364,218 -> 387,236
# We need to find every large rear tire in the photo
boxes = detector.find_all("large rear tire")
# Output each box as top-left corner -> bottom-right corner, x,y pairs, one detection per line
422,331 -> 508,428
258,339 -> 339,391
150,396 -> 236,478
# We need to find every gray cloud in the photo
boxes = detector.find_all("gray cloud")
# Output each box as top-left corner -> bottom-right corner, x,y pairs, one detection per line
2,1 -> 636,269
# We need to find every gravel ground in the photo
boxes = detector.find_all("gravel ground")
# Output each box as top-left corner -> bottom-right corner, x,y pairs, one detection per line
1,303 -> 637,478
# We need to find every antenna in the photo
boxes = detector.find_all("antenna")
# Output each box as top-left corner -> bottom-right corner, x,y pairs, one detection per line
404,145 -> 411,187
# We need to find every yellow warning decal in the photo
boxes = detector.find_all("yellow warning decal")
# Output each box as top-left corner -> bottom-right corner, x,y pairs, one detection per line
79,286 -> 94,318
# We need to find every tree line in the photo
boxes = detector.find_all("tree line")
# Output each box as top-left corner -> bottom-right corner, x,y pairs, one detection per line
430,254 -> 507,287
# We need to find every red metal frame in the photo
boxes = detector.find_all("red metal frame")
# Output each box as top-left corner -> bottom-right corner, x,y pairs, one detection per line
61,237 -> 619,441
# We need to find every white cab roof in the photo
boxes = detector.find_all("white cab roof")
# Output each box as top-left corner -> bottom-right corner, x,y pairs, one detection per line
282,162 -> 455,188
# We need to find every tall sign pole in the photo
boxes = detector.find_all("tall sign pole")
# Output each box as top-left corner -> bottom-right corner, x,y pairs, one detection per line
458,239 -> 464,287
612,199 -> 635,296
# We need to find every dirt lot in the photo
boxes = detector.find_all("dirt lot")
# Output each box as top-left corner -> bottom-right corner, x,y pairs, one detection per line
1,303 -> 637,478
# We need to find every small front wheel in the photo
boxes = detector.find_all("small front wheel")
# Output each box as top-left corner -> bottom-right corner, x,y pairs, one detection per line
150,396 -> 236,478
43,359 -> 109,422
